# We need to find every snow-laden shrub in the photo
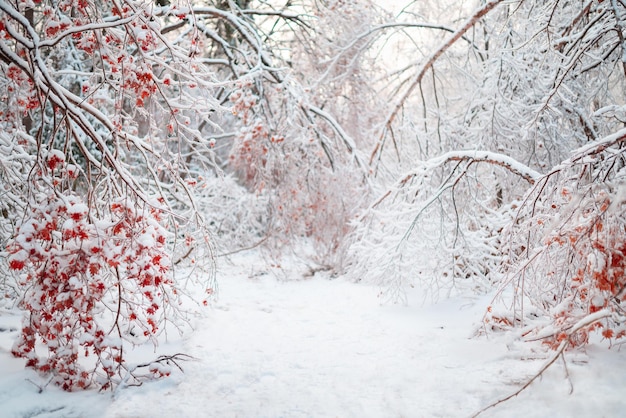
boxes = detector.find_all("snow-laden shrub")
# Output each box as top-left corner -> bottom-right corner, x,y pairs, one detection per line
7,170 -> 177,390
348,153 -> 533,303
225,77 -> 368,269
491,132 -> 626,349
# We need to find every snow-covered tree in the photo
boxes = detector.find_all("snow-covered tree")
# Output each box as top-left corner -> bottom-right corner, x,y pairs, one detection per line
0,0 -> 368,390
347,0 -> 626,347
0,0 -> 227,390
489,0 -> 626,348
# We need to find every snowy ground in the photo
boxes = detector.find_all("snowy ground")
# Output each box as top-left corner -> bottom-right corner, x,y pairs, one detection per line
1,253 -> 625,418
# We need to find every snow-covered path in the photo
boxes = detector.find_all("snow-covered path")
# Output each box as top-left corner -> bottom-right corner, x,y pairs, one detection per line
108,272 -> 502,417
2,255 -> 626,417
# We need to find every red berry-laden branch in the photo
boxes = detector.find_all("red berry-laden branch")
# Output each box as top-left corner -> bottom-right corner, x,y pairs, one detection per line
7,151 -> 178,391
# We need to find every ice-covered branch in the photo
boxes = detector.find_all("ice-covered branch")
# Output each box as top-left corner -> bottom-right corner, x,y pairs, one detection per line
371,149 -> 540,209
431,150 -> 541,183
370,0 -> 503,165
549,126 -> 626,173
315,21 -> 482,87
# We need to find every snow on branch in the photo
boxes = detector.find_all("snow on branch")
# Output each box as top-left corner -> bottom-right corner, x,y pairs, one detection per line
554,126 -> 626,170
371,149 -> 540,209
370,0 -> 504,165
307,105 -> 369,175
430,150 -> 542,183
314,21 -> 482,87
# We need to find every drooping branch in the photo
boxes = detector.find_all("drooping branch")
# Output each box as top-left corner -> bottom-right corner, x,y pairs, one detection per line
370,149 -> 540,209
432,150 -> 542,183
314,21 -> 484,87
307,104 -> 369,175
549,126 -> 626,173
370,0 -> 504,166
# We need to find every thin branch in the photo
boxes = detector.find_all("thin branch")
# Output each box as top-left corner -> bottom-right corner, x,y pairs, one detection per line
216,234 -> 269,258
370,0 -> 504,165
370,149 -> 540,210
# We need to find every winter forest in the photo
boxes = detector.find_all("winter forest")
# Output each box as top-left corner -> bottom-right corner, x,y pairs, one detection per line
0,0 -> 625,416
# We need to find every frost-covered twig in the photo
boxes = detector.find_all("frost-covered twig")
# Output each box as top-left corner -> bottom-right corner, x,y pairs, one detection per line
371,0 -> 504,165
370,149 -> 539,210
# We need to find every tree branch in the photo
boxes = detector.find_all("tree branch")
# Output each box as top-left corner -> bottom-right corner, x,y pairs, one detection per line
370,0 -> 504,166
